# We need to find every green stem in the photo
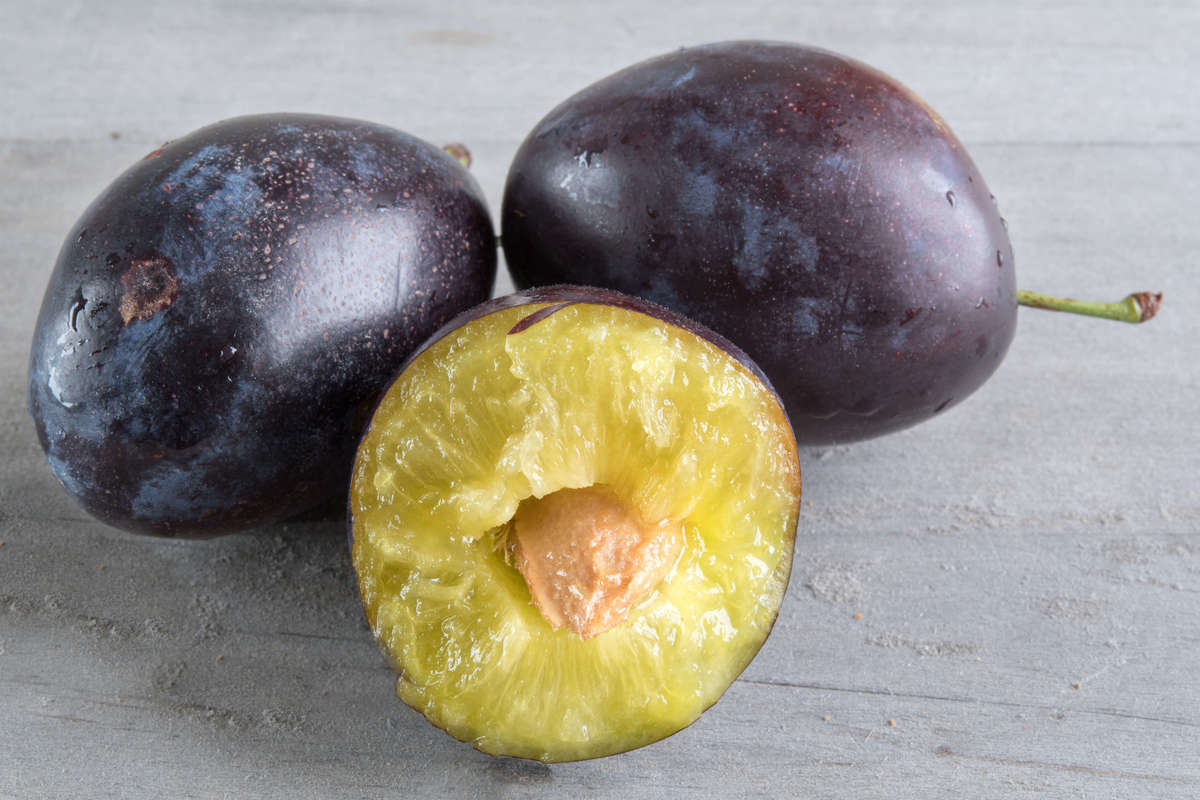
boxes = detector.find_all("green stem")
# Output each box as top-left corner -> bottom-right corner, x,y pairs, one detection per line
1017,290 -> 1162,324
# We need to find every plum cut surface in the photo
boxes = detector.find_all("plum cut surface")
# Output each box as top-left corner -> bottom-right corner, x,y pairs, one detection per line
350,291 -> 801,762
502,40 -> 1018,444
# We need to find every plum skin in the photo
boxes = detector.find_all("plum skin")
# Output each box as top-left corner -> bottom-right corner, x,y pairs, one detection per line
501,40 -> 1018,444
28,113 -> 496,536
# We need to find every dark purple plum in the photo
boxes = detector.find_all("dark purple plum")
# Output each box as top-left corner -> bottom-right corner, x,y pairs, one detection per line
502,41 -> 1017,444
29,113 -> 496,536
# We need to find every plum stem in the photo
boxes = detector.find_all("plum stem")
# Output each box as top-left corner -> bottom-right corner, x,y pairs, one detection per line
1017,290 -> 1162,323
442,143 -> 472,169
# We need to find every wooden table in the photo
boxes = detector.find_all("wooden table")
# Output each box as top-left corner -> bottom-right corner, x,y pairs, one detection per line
2,1 -> 1196,796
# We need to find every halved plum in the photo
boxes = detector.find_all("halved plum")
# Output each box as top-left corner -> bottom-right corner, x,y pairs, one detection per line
350,286 -> 802,761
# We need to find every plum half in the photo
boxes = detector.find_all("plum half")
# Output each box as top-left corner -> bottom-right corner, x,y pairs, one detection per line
350,286 -> 802,761
502,41 -> 1018,444
28,113 -> 495,535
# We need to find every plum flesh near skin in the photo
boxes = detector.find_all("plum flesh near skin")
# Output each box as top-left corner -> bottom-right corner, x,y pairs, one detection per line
28,114 -> 496,536
350,286 -> 802,761
502,41 -> 1017,444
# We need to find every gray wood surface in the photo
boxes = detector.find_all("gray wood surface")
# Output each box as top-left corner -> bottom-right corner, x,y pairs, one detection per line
2,1 -> 1197,797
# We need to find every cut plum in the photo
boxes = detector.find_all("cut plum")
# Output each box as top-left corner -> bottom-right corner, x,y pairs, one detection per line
350,286 -> 801,761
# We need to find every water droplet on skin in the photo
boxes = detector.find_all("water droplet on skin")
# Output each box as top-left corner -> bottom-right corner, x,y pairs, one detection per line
996,250 -> 1005,268
945,190 -> 956,207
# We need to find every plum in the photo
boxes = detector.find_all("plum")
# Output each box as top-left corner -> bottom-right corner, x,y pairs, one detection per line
350,286 -> 802,761
28,113 -> 496,536
501,41 -> 1019,444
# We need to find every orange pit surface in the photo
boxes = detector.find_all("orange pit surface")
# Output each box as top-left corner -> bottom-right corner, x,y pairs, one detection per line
508,486 -> 684,639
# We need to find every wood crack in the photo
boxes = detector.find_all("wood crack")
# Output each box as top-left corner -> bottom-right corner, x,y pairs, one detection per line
969,140 -> 1200,149
934,746 -> 1187,784
268,629 -> 367,644
736,678 -> 1200,730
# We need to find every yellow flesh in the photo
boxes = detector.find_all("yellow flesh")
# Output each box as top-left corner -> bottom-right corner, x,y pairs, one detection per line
350,302 -> 801,762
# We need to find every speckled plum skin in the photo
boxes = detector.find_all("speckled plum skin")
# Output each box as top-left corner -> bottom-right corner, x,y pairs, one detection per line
29,114 -> 496,536
501,41 -> 1017,444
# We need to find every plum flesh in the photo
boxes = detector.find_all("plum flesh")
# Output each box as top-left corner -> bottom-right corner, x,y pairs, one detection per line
502,41 -> 1017,444
29,114 -> 496,535
350,286 -> 801,761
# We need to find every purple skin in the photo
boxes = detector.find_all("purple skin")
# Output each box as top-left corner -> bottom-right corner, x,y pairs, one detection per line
29,114 -> 496,536
501,41 -> 1018,444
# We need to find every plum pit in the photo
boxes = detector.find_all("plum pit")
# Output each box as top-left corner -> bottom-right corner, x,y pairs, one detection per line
508,485 -> 683,639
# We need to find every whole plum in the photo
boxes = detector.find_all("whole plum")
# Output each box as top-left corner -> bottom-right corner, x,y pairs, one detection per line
29,113 -> 496,535
502,41 -> 1017,444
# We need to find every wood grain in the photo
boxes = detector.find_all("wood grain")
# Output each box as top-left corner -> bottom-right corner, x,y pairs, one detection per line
2,1 -> 1196,797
